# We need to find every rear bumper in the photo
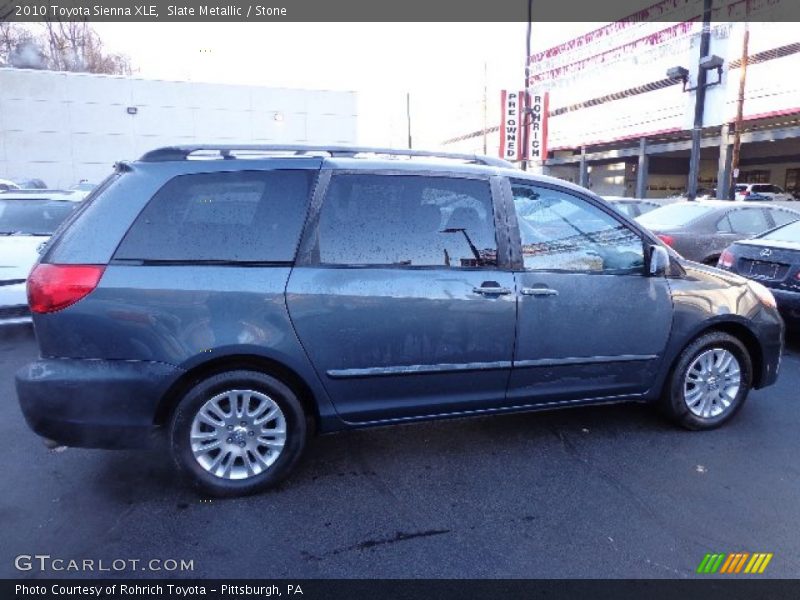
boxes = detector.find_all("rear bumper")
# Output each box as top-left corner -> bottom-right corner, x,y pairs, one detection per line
0,282 -> 31,325
16,358 -> 182,449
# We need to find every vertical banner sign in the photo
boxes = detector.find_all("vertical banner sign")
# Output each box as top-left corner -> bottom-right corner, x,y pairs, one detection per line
500,90 -> 548,163
499,90 -> 522,161
528,92 -> 549,163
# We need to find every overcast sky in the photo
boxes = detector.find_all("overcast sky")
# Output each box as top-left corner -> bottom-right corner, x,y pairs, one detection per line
92,22 -> 594,148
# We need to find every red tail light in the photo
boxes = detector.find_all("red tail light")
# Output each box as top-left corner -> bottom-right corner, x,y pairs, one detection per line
657,234 -> 675,247
718,249 -> 735,268
743,190 -> 750,198
27,264 -> 105,314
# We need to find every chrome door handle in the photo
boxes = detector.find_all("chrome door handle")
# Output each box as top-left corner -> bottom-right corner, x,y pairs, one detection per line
521,287 -> 559,297
473,285 -> 512,296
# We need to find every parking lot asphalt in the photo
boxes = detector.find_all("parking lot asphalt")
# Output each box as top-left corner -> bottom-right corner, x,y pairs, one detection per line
1,324 -> 799,579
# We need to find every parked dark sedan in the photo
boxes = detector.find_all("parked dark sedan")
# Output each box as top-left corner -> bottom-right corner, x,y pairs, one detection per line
718,218 -> 800,327
636,200 -> 800,264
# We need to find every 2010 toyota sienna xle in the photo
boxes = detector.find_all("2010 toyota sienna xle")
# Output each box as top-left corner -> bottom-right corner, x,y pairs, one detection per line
16,145 -> 784,497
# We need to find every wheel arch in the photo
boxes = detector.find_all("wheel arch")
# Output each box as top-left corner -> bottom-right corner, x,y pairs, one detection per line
704,321 -> 764,387
154,354 -> 322,434
663,319 -> 765,391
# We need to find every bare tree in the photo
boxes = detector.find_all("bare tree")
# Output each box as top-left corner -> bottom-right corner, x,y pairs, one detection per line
0,21 -> 132,75
0,22 -> 38,67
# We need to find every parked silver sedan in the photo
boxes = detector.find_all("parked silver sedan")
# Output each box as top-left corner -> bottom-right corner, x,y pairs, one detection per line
636,200 -> 800,264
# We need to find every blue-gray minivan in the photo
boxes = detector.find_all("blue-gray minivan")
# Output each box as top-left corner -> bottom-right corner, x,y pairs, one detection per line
16,146 -> 784,496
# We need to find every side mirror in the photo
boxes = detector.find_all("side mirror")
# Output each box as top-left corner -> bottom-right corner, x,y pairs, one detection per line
649,245 -> 670,276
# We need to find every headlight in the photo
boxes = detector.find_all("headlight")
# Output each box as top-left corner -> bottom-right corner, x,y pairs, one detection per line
748,280 -> 777,309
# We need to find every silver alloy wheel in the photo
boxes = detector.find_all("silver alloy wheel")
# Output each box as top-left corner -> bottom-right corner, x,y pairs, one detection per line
683,348 -> 741,418
190,389 -> 287,480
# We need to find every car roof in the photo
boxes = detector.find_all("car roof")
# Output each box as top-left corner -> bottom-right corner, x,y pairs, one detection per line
0,190 -> 85,202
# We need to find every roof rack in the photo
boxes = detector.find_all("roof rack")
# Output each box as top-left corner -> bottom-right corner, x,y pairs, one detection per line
138,144 -> 515,168
0,188 -> 78,195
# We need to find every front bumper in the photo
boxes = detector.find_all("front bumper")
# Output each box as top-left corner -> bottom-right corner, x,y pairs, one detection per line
16,358 -> 182,449
752,307 -> 784,389
771,287 -> 800,324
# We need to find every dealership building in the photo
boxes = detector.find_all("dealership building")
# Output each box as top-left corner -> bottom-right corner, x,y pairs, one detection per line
0,68 -> 358,188
444,0 -> 800,198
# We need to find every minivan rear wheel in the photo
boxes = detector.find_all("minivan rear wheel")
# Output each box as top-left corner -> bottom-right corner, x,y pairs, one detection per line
170,370 -> 307,497
661,331 -> 752,430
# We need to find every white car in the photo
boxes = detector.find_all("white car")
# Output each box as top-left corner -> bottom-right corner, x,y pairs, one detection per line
0,191 -> 84,324
0,178 -> 21,192
735,183 -> 794,201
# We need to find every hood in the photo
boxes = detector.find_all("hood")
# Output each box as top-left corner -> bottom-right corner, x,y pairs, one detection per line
0,235 -> 46,281
680,258 -> 748,287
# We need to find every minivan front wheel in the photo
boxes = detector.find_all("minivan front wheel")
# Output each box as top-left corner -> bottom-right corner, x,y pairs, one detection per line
662,332 -> 753,430
170,370 -> 307,497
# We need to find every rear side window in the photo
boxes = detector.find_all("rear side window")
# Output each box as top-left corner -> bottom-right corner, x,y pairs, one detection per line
115,170 -> 313,262
314,174 -> 498,268
720,208 -> 769,235
770,209 -> 799,228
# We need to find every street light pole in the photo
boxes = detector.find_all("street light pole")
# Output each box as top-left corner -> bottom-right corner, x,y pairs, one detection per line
482,62 -> 488,155
686,0 -> 713,201
406,92 -> 412,150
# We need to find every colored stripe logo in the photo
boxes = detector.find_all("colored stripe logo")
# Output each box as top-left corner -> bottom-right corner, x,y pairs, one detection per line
697,552 -> 773,574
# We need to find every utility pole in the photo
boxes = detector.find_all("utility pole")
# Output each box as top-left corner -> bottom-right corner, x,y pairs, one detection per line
482,62 -> 488,155
686,0 -> 713,200
729,22 -> 749,198
406,92 -> 412,150
521,0 -> 533,171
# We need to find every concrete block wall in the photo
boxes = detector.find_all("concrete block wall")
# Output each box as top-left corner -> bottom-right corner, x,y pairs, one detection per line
0,68 -> 358,188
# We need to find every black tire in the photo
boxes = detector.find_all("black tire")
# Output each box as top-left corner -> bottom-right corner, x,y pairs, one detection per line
170,370 -> 307,497
660,331 -> 753,430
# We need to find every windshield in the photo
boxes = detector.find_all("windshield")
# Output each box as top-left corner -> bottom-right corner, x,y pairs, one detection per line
761,219 -> 800,243
636,203 -> 715,230
0,199 -> 78,235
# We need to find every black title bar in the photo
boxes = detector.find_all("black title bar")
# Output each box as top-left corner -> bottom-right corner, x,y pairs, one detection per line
2,0 -> 800,22
4,579 -> 800,600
